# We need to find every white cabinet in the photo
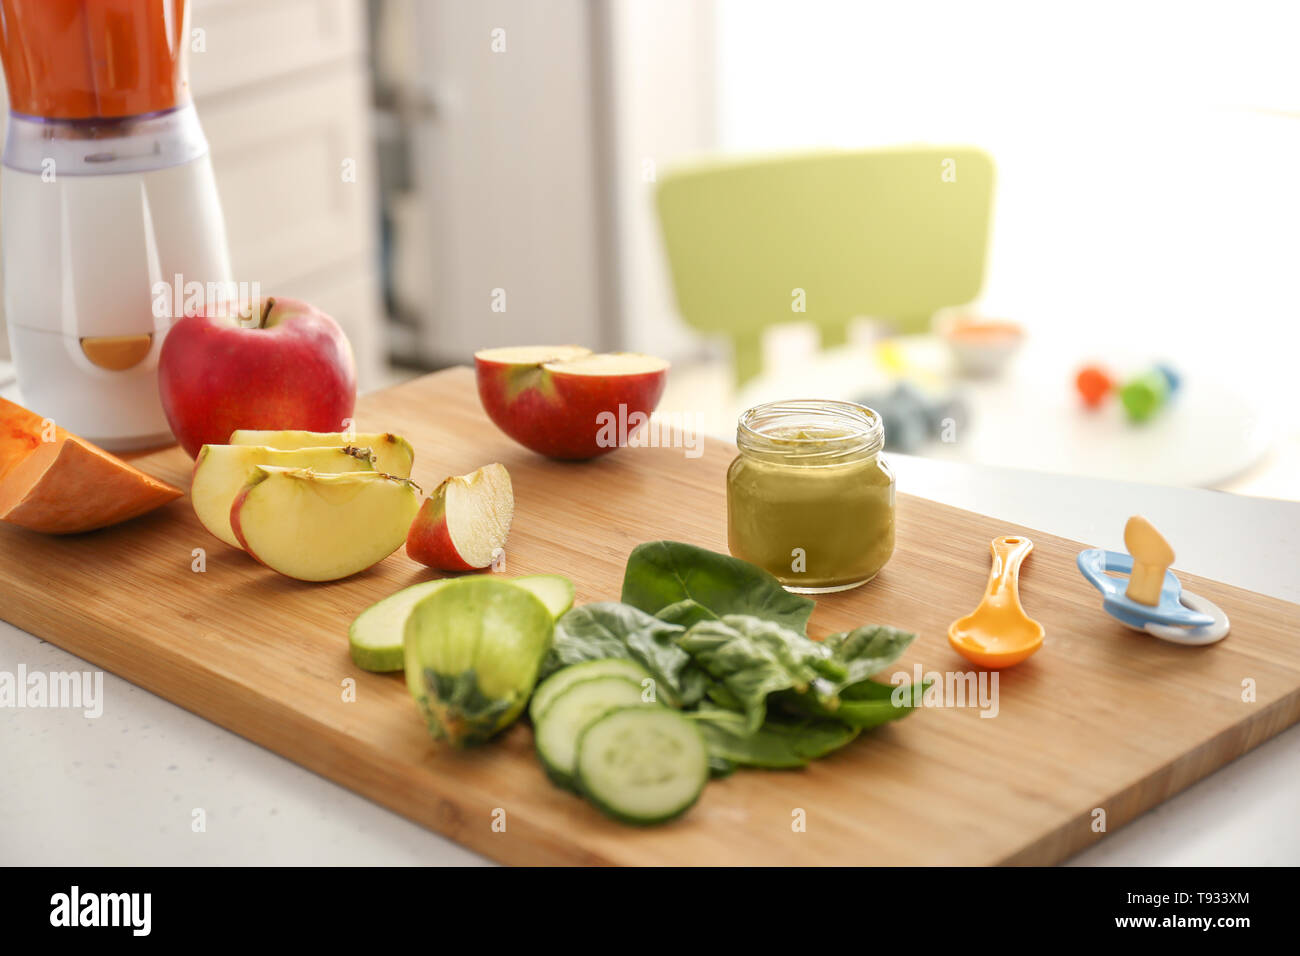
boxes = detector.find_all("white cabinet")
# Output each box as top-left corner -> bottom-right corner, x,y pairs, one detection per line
199,65 -> 377,297
190,0 -> 383,388
188,0 -> 365,98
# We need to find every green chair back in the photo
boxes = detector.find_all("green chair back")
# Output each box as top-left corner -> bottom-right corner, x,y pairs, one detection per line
654,148 -> 995,383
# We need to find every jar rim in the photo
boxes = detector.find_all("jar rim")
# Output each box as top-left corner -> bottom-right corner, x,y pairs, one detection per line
736,399 -> 884,463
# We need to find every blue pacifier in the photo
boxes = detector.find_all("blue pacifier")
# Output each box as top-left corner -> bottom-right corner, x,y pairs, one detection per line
1077,516 -> 1230,646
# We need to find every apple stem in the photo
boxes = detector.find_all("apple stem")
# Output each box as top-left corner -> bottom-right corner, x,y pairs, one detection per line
258,297 -> 276,329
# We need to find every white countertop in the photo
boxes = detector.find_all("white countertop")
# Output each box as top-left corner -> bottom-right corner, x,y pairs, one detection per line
2,453 -> 1297,866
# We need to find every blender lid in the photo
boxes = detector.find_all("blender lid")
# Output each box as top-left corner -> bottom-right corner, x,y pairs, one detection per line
0,0 -> 192,120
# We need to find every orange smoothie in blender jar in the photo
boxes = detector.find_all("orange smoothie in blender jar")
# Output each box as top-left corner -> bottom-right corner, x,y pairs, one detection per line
0,0 -> 191,119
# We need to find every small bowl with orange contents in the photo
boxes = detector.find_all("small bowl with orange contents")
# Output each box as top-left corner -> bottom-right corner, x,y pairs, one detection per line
938,312 -> 1024,378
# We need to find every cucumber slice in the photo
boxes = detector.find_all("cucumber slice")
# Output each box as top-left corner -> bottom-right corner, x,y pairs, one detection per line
528,659 -> 650,725
576,707 -> 708,825
349,574 -> 572,672
534,676 -> 648,787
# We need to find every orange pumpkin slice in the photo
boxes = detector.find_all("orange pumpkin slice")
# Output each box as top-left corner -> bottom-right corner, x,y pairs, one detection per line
0,397 -> 182,534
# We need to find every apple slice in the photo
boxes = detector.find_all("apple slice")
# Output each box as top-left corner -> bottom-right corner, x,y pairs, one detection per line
231,467 -> 420,582
228,429 -> 414,477
406,463 -> 514,571
475,346 -> 669,459
192,444 -> 378,548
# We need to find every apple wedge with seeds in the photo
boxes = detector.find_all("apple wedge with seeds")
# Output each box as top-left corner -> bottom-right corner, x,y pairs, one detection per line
228,429 -> 414,478
231,467 -> 420,582
192,444 -> 380,549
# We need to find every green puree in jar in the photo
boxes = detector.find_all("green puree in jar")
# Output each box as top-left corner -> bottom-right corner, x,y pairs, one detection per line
727,405 -> 895,593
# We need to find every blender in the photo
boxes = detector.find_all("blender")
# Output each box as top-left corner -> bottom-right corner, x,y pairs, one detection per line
0,0 -> 231,450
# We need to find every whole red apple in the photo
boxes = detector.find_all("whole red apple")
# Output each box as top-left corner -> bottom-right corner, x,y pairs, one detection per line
159,297 -> 357,458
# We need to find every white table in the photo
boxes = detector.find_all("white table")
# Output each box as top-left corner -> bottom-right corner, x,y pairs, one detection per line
728,337 -> 1279,492
2,454 -> 1297,866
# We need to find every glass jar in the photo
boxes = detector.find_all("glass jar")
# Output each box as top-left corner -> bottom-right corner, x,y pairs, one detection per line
727,399 -> 895,593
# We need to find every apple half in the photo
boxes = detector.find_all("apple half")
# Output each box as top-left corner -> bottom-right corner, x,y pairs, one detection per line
231,467 -> 420,582
474,346 -> 669,459
229,429 -> 414,477
406,463 -> 514,571
192,444 -> 379,548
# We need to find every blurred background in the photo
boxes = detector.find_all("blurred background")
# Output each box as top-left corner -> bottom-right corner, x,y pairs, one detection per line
1,0 -> 1297,498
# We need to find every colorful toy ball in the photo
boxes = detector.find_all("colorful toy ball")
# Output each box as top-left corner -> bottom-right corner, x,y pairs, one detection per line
1075,365 -> 1113,408
1120,369 -> 1171,422
1152,362 -> 1181,397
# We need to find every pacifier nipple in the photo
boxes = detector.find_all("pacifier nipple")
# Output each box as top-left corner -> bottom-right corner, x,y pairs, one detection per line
1124,515 -> 1174,607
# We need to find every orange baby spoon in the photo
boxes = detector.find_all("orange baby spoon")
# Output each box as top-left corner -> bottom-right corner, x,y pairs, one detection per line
948,535 -> 1044,669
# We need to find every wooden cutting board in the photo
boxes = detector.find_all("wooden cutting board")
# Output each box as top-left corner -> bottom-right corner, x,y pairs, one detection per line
2,368 -> 1297,865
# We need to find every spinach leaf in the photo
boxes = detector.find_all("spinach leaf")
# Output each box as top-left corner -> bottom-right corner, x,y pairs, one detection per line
540,602 -> 708,707
821,625 -> 916,690
689,705 -> 860,768
677,614 -> 839,733
705,683 -> 743,711
652,598 -> 715,628
621,541 -> 815,635
777,677 -> 929,729
841,676 -> 920,701
707,755 -> 737,778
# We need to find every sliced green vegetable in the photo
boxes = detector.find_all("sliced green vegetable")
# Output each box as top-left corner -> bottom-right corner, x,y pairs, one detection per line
514,574 -> 576,619
352,581 -> 446,672
541,602 -> 708,707
529,658 -> 650,725
621,540 -> 814,635
534,676 -> 649,788
350,574 -> 571,672
576,707 -> 708,825
404,578 -> 554,747
520,542 -> 929,826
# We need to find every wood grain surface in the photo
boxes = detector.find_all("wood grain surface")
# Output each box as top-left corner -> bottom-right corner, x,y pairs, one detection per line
1,367 -> 1296,865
